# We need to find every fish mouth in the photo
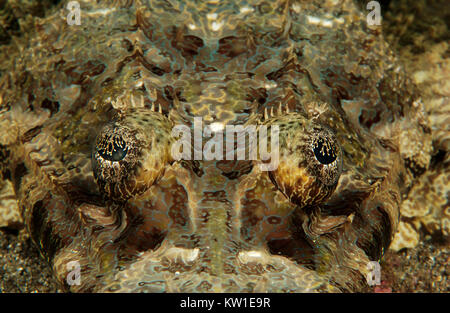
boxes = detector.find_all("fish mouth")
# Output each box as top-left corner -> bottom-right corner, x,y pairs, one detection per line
97,243 -> 338,293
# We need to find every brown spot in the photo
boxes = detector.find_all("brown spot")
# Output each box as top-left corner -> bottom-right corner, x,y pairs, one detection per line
169,204 -> 187,226
172,33 -> 204,58
21,126 -> 42,143
223,262 -> 237,274
196,280 -> 212,292
122,38 -> 133,52
12,162 -> 28,193
41,98 -> 60,116
195,62 -> 217,72
359,108 -> 382,129
218,36 -> 247,58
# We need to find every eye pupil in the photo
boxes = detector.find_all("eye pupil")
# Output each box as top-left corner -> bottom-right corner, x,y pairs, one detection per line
313,137 -> 337,165
97,134 -> 128,162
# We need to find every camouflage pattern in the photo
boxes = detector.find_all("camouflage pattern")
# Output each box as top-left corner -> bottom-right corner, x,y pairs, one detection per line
0,0 -> 434,292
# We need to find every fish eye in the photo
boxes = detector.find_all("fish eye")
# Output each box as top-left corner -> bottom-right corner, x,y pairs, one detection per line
97,133 -> 129,162
91,108 -> 174,200
263,113 -> 342,208
309,128 -> 342,187
313,137 -> 338,165
92,122 -> 142,199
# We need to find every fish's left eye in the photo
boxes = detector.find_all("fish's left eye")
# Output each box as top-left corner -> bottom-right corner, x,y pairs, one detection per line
313,137 -> 338,165
263,113 -> 342,208
97,133 -> 129,162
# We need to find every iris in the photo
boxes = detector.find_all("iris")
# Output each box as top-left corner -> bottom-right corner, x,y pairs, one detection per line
97,134 -> 128,162
313,137 -> 337,165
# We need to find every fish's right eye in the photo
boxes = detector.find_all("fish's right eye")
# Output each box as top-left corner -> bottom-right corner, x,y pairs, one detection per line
263,113 -> 342,208
92,108 -> 174,200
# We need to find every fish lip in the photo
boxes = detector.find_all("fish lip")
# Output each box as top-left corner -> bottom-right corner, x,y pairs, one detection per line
97,245 -> 334,292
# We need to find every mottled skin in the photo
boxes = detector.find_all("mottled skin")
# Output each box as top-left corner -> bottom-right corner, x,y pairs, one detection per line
0,0 -> 432,292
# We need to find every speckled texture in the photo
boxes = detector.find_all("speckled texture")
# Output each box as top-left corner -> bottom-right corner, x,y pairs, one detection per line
382,0 -> 450,252
377,240 -> 449,293
0,0 -> 448,293
0,180 -> 21,228
0,228 -> 61,292
367,0 -> 449,292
